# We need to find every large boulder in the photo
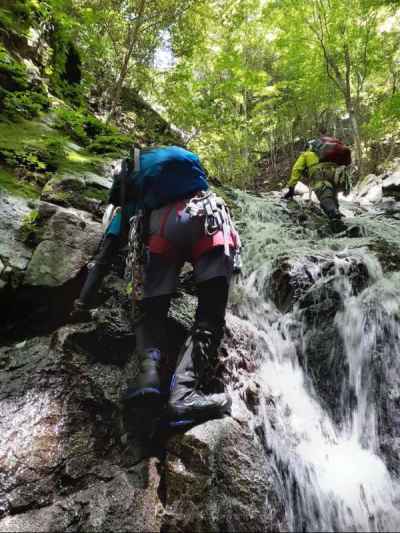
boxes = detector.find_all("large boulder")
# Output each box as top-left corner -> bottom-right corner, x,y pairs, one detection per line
268,252 -> 370,314
24,202 -> 102,288
160,312 -> 287,532
162,415 -> 286,533
267,251 -> 372,422
358,280 -> 400,476
0,193 -> 37,290
0,324 -> 162,532
351,173 -> 383,204
0,466 -> 162,533
41,171 -> 112,216
382,170 -> 400,200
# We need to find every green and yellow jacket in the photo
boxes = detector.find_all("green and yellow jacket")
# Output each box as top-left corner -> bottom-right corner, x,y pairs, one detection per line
287,151 -> 337,191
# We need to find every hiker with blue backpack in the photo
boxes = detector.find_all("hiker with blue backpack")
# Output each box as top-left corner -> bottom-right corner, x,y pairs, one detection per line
283,136 -> 352,224
73,145 -> 240,427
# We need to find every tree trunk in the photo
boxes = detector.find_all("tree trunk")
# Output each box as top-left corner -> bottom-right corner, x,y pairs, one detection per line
346,97 -> 363,176
107,0 -> 146,123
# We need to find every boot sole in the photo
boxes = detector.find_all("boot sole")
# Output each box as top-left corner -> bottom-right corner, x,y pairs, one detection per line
168,406 -> 231,429
169,419 -> 195,429
125,388 -> 162,408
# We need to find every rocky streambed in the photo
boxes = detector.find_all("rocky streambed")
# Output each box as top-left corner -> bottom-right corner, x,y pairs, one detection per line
1,160 -> 400,531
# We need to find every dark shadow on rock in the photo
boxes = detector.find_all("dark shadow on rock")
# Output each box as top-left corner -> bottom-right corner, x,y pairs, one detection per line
0,271 -> 86,344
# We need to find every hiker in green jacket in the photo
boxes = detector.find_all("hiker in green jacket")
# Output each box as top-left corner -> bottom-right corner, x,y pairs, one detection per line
283,137 -> 352,222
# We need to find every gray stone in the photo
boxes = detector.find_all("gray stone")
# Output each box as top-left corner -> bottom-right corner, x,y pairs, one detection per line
0,193 -> 35,274
268,253 -> 369,314
382,171 -> 400,200
41,175 -> 105,216
82,171 -> 112,190
159,311 -> 287,533
351,173 -> 383,204
24,204 -> 102,287
0,467 -> 162,533
163,416 -> 286,532
0,327 -> 161,530
103,159 -> 123,179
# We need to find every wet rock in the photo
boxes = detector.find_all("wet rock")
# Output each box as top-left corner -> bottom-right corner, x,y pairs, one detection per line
162,417 -> 286,532
293,181 -> 318,202
269,253 -> 369,314
382,171 -> 400,200
24,203 -> 102,287
357,283 -> 400,476
369,239 -> 400,273
0,462 -> 161,533
41,173 -> 109,216
0,321 -> 162,528
351,173 -> 383,204
269,252 -> 371,421
0,193 -> 36,289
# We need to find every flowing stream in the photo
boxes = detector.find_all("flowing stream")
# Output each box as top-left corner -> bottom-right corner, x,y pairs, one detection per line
231,191 -> 400,532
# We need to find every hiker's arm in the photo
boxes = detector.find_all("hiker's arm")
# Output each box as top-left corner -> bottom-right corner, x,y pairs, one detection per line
287,153 -> 307,188
108,160 -> 128,206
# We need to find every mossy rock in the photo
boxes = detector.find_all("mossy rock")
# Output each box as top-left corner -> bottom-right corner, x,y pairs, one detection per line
18,207 -> 45,246
41,174 -> 107,216
0,46 -> 29,92
88,134 -> 131,155
0,166 -> 40,199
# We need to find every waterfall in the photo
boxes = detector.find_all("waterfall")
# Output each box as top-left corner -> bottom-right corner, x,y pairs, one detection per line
231,191 -> 400,532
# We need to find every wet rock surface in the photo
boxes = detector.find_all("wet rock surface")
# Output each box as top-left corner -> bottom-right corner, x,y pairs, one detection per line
4,159 -> 400,532
41,173 -> 109,216
0,306 -> 162,531
24,202 -> 102,287
0,243 -> 288,533
0,193 -> 36,289
163,416 -> 286,533
382,169 -> 400,200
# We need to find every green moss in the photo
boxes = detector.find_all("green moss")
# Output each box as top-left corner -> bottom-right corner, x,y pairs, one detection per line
0,112 -> 115,200
85,185 -> 108,203
60,149 -> 108,176
19,208 -> 41,243
54,107 -> 118,145
0,1 -> 41,36
1,90 -> 50,120
0,45 -> 49,121
0,118 -> 61,152
87,134 -> 131,155
0,167 -> 40,199
0,117 -> 70,176
0,46 -> 29,92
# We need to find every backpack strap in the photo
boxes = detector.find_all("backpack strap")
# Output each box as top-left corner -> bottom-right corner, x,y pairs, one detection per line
134,147 -> 141,172
120,150 -> 138,240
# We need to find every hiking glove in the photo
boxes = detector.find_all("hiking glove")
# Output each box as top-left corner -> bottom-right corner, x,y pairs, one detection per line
283,186 -> 295,200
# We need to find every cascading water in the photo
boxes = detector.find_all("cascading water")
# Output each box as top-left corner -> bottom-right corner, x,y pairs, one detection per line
230,190 -> 400,532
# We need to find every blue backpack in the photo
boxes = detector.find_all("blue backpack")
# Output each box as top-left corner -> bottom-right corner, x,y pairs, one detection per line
129,146 -> 209,210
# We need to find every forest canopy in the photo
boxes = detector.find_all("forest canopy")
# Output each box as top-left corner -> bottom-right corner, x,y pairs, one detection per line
1,0 -> 400,186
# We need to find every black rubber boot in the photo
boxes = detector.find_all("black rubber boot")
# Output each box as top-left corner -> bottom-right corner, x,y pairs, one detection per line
70,235 -> 120,321
125,348 -> 162,407
69,299 -> 92,322
167,323 -> 231,428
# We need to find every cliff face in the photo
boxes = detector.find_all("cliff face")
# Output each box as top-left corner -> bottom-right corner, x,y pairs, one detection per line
0,184 -> 287,531
0,32 -> 286,532
3,5 -> 400,531
3,133 -> 400,532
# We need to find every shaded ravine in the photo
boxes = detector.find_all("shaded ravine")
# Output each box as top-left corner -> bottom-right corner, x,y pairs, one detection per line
2,168 -> 400,530
229,188 -> 400,532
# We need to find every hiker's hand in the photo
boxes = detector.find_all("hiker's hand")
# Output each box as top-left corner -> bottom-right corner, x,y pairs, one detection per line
283,186 -> 295,200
